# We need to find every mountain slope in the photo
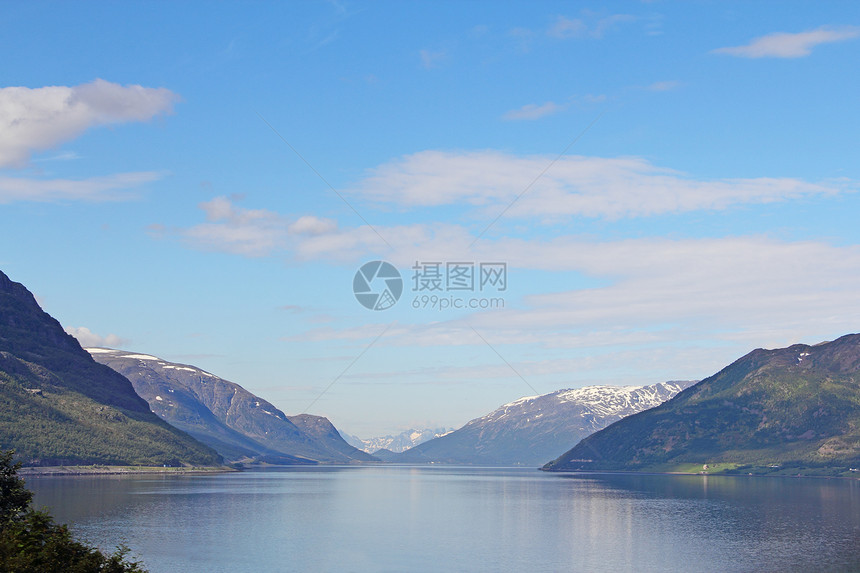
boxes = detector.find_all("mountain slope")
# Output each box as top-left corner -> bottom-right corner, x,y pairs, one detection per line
287,414 -> 378,461
367,448 -> 401,462
396,381 -> 695,466
545,334 -> 860,475
88,348 -> 375,464
0,270 -> 221,467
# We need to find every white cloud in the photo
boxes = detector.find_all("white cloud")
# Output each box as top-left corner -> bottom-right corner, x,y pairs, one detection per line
64,326 -> 128,348
164,151 -> 853,266
712,26 -> 860,58
452,236 -> 860,377
509,27 -> 535,52
292,222 -> 468,263
280,231 -> 860,336
183,196 -> 289,257
645,80 -> 681,92
591,14 -> 636,38
176,198 -> 354,258
519,236 -> 858,347
580,93 -> 606,103
287,234 -> 860,385
349,151 -> 850,218
174,195 -> 463,261
419,49 -> 446,69
0,171 -> 164,203
548,16 -> 587,39
32,151 -> 80,162
180,208 -> 860,348
0,79 -> 178,168
481,236 -> 860,329
289,215 -> 338,235
170,196 -> 470,262
163,192 -> 860,379
503,101 -> 565,121
548,14 -> 634,39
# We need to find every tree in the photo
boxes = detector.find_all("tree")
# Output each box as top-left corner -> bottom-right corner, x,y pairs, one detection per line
0,450 -> 32,526
0,450 -> 148,572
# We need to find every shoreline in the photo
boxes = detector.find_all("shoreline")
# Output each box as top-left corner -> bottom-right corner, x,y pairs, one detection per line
540,467 -> 860,481
19,465 -> 235,477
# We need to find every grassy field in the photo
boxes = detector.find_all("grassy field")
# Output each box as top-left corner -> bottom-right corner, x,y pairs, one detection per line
654,462 -> 742,474
645,461 -> 860,478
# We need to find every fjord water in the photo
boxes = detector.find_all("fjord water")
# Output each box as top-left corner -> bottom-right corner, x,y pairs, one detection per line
29,467 -> 860,573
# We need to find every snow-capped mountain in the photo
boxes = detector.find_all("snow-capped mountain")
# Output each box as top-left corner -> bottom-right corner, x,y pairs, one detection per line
342,428 -> 453,454
396,381 -> 697,467
87,348 -> 375,464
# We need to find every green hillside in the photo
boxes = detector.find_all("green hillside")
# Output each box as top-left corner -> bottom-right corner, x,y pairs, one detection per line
544,334 -> 860,476
0,270 -> 221,466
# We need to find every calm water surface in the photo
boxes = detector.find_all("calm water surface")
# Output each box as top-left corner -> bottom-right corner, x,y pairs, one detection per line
28,466 -> 860,573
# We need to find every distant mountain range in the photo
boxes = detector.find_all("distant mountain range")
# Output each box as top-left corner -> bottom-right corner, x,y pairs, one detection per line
0,270 -> 221,467
9,267 -> 860,476
393,381 -> 695,466
342,428 -> 452,454
88,348 -> 375,464
545,334 -> 860,476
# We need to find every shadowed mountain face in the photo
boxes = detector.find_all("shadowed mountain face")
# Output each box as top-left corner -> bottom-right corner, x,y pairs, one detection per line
88,348 -> 376,464
0,270 -> 222,467
395,381 -> 695,467
545,334 -> 860,475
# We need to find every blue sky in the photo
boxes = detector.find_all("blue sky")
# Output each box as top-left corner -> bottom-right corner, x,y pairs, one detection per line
2,2 -> 859,437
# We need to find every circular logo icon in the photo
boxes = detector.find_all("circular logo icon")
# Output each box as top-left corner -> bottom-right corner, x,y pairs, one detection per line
353,261 -> 403,311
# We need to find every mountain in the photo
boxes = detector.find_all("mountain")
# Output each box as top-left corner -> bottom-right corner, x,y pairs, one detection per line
341,428 -> 452,454
367,448 -> 401,462
288,414 -> 377,462
545,334 -> 860,476
87,348 -> 376,464
394,381 -> 695,467
0,270 -> 221,467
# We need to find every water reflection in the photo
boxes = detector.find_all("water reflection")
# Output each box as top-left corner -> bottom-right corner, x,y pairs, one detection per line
27,468 -> 860,573
555,473 -> 860,572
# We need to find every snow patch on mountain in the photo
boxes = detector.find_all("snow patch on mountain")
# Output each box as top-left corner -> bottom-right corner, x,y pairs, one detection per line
122,353 -> 160,361
478,382 -> 692,428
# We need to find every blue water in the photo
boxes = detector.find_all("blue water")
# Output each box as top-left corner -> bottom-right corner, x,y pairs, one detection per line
28,466 -> 860,572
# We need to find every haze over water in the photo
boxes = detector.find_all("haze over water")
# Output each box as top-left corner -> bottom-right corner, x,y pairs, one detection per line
30,466 -> 860,573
